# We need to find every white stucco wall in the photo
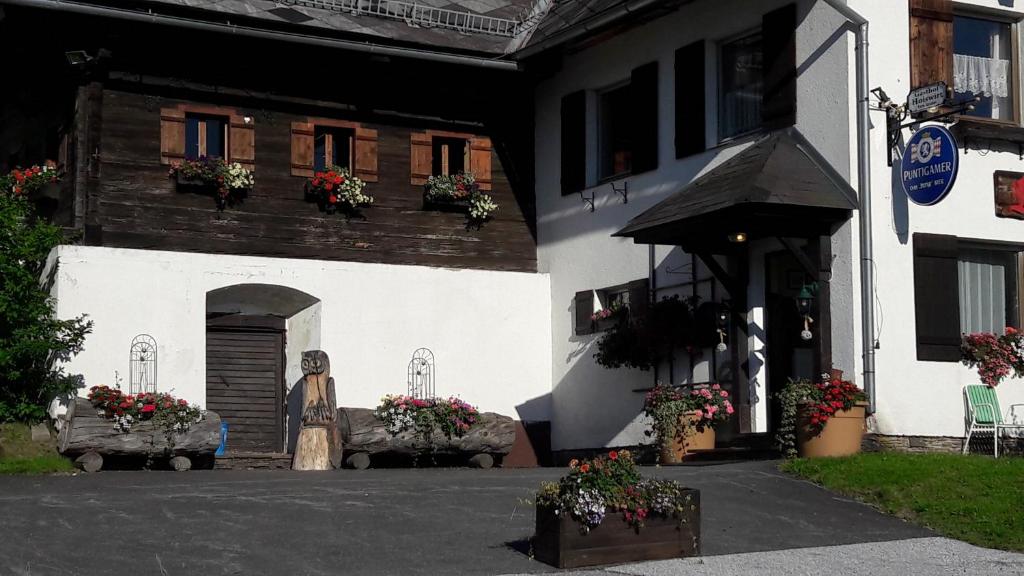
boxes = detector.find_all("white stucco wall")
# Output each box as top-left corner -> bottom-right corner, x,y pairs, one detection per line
847,0 -> 1024,437
535,0 -> 853,450
50,245 -> 553,424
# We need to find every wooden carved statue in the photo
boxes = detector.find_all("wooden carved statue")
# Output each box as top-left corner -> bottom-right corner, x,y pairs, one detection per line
292,350 -> 342,470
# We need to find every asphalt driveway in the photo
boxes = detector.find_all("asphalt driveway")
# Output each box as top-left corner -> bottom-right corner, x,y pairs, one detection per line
0,460 -> 933,576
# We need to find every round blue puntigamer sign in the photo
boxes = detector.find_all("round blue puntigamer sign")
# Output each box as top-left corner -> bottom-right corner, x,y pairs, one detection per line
901,125 -> 959,206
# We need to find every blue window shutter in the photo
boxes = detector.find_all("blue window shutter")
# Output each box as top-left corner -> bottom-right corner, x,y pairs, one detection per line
185,116 -> 199,160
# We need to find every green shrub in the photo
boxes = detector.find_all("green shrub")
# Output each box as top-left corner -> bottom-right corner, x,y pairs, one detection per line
0,190 -> 91,423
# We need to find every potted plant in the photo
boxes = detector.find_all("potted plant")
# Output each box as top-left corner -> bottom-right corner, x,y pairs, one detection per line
533,450 -> 700,568
594,295 -> 697,371
644,383 -> 733,464
591,300 -> 626,332
423,172 -> 498,222
776,370 -> 867,458
168,157 -> 254,210
305,165 -> 372,215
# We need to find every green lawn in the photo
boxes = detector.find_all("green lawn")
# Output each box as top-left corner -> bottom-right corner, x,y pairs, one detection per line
781,453 -> 1024,552
0,423 -> 74,475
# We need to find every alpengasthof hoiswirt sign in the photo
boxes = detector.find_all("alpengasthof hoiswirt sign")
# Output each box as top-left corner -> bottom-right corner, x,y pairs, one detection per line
901,125 -> 959,206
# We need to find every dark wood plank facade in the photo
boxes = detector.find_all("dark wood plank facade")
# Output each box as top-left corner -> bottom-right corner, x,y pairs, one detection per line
89,88 -> 536,271
1,5 -> 538,273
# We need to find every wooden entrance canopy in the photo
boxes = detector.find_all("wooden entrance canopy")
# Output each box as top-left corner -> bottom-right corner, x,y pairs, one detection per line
613,128 -> 857,252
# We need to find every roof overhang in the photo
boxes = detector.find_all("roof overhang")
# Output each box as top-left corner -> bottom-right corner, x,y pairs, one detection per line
614,128 -> 857,252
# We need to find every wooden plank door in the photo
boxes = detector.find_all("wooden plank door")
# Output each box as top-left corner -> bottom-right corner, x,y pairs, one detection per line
206,329 -> 284,453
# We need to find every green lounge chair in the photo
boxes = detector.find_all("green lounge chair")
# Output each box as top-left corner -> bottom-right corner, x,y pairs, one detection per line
963,385 -> 1024,457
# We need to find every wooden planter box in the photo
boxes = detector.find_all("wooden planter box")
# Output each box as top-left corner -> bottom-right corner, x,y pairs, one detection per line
422,192 -> 471,214
174,173 -> 216,189
533,494 -> 701,569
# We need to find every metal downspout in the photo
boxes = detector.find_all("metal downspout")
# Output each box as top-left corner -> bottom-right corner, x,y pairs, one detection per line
820,0 -> 876,413
0,0 -> 520,71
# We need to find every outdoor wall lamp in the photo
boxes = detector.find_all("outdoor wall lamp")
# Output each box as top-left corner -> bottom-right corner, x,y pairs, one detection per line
728,232 -> 747,243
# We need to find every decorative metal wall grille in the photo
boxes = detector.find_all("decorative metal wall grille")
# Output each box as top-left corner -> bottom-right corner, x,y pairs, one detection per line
129,334 -> 158,395
407,348 -> 435,400
283,0 -> 522,37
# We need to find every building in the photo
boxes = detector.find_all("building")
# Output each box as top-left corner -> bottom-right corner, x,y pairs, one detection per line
2,0 -> 1022,460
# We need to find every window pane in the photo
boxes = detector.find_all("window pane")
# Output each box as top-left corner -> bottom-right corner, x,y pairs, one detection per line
314,127 -> 354,172
185,117 -> 200,160
432,137 -> 466,176
206,117 -> 224,158
954,16 -> 1014,122
598,84 -> 632,179
958,250 -> 1018,333
719,33 -> 763,140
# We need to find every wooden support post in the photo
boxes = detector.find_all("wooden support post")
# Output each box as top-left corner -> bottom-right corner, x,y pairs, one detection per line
808,236 -> 833,377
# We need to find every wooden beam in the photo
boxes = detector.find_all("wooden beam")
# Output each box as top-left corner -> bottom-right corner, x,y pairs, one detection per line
694,251 -> 739,294
777,237 -> 819,281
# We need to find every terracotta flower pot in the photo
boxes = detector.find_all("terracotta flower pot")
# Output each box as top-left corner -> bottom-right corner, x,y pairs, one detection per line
796,403 -> 866,458
659,411 -> 715,464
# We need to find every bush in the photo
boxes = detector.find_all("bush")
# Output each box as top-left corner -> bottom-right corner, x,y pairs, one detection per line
0,189 -> 91,423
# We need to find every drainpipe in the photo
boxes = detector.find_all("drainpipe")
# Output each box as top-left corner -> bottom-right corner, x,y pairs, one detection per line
0,0 -> 520,71
820,0 -> 875,413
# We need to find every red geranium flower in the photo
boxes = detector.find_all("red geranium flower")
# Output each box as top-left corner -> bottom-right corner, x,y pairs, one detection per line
608,450 -> 618,461
328,194 -> 338,204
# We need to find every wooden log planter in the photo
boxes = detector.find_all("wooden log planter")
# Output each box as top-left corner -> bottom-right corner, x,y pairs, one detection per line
338,406 -> 515,469
533,495 -> 701,569
57,398 -> 222,472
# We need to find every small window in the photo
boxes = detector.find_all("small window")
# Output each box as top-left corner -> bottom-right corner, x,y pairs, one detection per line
598,84 -> 632,180
314,126 -> 354,171
432,137 -> 468,176
719,32 -> 763,141
954,15 -> 1016,123
958,248 -> 1019,334
185,113 -> 228,159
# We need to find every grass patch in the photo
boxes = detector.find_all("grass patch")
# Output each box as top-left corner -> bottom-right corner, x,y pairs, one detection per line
0,423 -> 73,474
781,453 -> 1024,551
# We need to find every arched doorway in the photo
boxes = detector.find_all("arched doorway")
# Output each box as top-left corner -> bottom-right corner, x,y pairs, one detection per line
206,284 -> 321,454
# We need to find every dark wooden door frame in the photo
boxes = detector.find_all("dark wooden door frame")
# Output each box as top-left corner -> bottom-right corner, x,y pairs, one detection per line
206,314 -> 287,453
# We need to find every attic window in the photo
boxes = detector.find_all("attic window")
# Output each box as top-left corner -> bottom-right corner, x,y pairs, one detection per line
185,113 -> 228,159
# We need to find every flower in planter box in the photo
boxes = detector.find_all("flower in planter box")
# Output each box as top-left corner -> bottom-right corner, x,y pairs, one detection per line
962,327 -> 1024,387
169,157 -> 253,210
306,166 -> 372,215
1,165 -> 59,197
425,172 -> 498,222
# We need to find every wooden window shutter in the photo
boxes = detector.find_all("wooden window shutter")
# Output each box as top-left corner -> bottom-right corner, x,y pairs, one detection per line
574,290 -> 595,336
762,3 -> 798,130
627,278 -> 650,322
159,108 -> 186,165
468,137 -> 493,191
913,233 -> 962,361
228,115 -> 255,171
909,0 -> 954,89
675,40 -> 706,158
630,61 -> 659,174
353,126 -> 379,182
410,132 -> 433,185
291,122 -> 315,177
561,90 -> 587,196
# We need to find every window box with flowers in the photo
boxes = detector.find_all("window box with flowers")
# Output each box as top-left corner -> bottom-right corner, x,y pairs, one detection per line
0,165 -> 60,199
305,166 -> 373,215
532,450 -> 700,569
168,157 -> 254,210
423,172 -> 498,222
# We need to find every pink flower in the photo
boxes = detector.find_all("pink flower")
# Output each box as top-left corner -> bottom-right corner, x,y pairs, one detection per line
693,410 -> 703,419
720,390 -> 729,398
726,404 -> 735,414
700,389 -> 712,399
712,384 -> 721,390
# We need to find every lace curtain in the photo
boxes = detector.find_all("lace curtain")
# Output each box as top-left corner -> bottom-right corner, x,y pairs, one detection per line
954,54 -> 1010,98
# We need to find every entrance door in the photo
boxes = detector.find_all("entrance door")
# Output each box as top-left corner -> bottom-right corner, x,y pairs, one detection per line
206,324 -> 284,453
764,250 -> 816,433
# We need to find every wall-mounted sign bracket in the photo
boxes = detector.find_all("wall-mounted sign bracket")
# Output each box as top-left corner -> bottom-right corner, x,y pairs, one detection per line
580,189 -> 595,212
611,181 -> 628,204
876,84 -> 978,166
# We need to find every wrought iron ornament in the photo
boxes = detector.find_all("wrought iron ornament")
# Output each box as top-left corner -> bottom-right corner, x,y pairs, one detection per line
407,348 -> 435,400
129,334 -> 157,395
